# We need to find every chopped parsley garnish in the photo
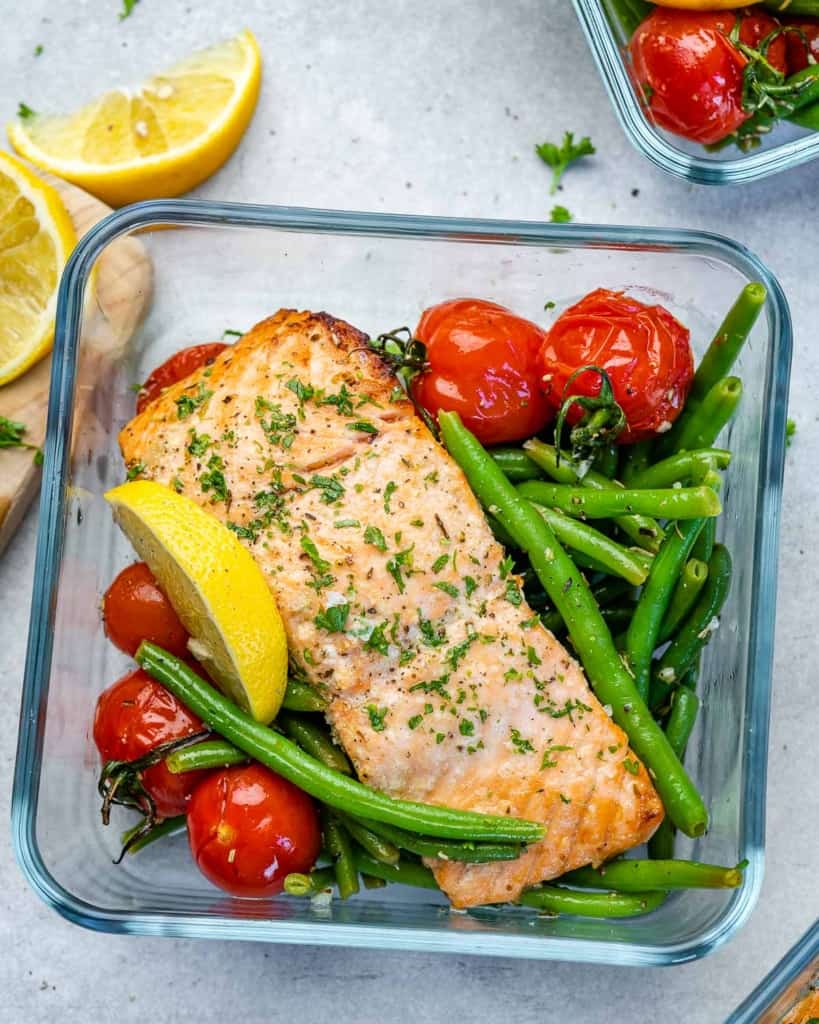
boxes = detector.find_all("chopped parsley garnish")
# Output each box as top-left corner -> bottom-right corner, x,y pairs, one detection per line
409,675 -> 451,700
222,328 -> 243,338
550,205 -> 572,223
535,132 -> 596,194
463,575 -> 478,598
541,744 -> 572,769
364,622 -> 390,656
200,454 -> 230,503
786,417 -> 796,448
559,793 -> 572,805
520,614 -> 540,629
33,45 -> 43,56
309,473 -> 345,504
314,603 -> 350,633
386,546 -> 414,594
187,431 -> 212,457
459,719 -> 475,737
366,705 -> 388,732
319,384 -> 355,417
285,377 -> 315,415
623,758 -> 640,776
300,533 -> 335,591
389,386 -> 405,403
499,556 -> 514,579
503,579 -> 523,606
510,729 -> 535,755
346,420 -> 378,434
175,383 -> 213,420
431,554 -> 449,574
434,581 -> 459,599
255,396 -> 297,449
172,477 -> 183,493
126,462 -> 146,481
383,480 -> 397,513
418,612 -> 447,648
334,518 -> 360,528
407,715 -> 424,730
447,631 -> 476,669
527,645 -> 542,667
17,102 -> 37,120
364,524 -> 387,552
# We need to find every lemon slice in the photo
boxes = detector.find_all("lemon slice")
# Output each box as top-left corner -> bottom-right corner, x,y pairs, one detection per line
8,29 -> 261,207
0,151 -> 76,386
105,480 -> 287,723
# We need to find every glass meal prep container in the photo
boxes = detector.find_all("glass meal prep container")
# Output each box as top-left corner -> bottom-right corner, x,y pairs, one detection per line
12,201 -> 792,963
727,920 -> 819,1023
571,0 -> 819,185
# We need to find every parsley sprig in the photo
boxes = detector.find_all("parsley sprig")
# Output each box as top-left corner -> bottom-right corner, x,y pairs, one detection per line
536,132 -> 595,194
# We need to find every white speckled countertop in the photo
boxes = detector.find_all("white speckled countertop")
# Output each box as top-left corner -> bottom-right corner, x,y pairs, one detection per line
1,1 -> 817,1020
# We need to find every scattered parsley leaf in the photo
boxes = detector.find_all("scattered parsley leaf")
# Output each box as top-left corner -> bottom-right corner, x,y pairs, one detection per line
119,0 -> 140,20
364,524 -> 388,552
366,705 -> 388,732
199,454 -> 230,503
544,301 -> 556,311
418,611 -> 447,648
459,719 -> 475,737
447,632 -> 476,669
463,575 -> 478,598
33,45 -> 43,56
510,728 -> 535,754
623,758 -> 640,776
346,419 -> 378,434
314,603 -> 350,633
364,622 -> 390,656
126,461 -> 146,481
503,579 -> 523,606
434,581 -> 459,599
499,556 -> 515,579
310,473 -> 345,504
187,431 -> 212,458
0,416 -> 27,448
535,131 -> 595,194
255,396 -> 297,448
407,714 -> 424,730
786,417 -> 796,448
319,384 -> 355,417
222,328 -> 243,339
334,518 -> 360,528
383,480 -> 397,513
176,383 -> 212,420
431,554 -> 449,574
550,204 -> 572,223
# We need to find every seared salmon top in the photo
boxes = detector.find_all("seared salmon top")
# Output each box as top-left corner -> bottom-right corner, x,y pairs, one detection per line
120,309 -> 663,907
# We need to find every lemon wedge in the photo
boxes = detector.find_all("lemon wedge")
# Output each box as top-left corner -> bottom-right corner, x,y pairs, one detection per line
0,151 -> 76,386
105,480 -> 287,723
8,29 -> 261,207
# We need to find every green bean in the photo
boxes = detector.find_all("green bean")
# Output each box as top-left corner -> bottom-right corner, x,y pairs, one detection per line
593,578 -> 636,607
592,443 -> 619,479
523,439 -> 663,552
278,712 -> 352,775
323,811 -> 359,899
335,813 -> 401,865
283,677 -> 327,712
490,447 -> 543,482
166,738 -> 247,773
691,471 -> 721,564
121,814 -> 186,854
650,545 -> 733,710
519,480 -> 721,520
629,449 -> 730,489
762,1 -> 819,18
659,559 -> 709,645
619,440 -> 653,485
358,817 -> 523,864
490,515 -> 619,579
350,849 -> 439,890
283,866 -> 336,896
689,284 -> 765,410
605,0 -> 653,36
625,519 -> 705,702
649,687 -> 700,868
564,857 -> 742,892
528,501 -> 651,585
136,643 -> 544,843
439,412 -> 708,838
362,874 -> 387,890
660,377 -> 743,456
540,603 -> 635,639
518,885 -> 666,918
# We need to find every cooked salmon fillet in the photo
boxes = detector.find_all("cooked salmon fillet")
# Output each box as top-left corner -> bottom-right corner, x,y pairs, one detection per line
120,309 -> 663,908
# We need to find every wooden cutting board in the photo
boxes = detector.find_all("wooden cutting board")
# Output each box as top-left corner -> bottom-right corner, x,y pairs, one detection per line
0,176 -> 153,555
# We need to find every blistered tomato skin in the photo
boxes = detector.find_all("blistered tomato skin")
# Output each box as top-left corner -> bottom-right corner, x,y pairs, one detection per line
412,298 -> 553,445
186,764 -> 321,897
539,288 -> 694,444
93,668 -> 205,818
103,561 -> 189,658
136,342 -> 228,413
628,9 -> 786,145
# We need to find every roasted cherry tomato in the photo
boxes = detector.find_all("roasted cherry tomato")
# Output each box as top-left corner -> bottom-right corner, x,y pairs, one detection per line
186,764 -> 321,897
103,561 -> 189,659
93,668 -> 205,818
136,342 -> 228,413
411,298 -> 552,445
629,8 -> 787,145
538,289 -> 693,444
785,20 -> 819,74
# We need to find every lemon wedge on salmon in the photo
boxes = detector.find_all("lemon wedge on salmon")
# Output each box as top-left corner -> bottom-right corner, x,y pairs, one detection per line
8,29 -> 261,207
0,151 -> 76,385
105,480 -> 287,723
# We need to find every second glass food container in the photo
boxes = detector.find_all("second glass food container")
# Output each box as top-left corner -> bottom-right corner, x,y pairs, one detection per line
12,201 -> 791,963
572,0 -> 819,184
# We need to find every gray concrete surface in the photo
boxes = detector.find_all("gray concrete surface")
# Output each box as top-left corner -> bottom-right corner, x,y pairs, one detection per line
0,1 -> 817,1020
